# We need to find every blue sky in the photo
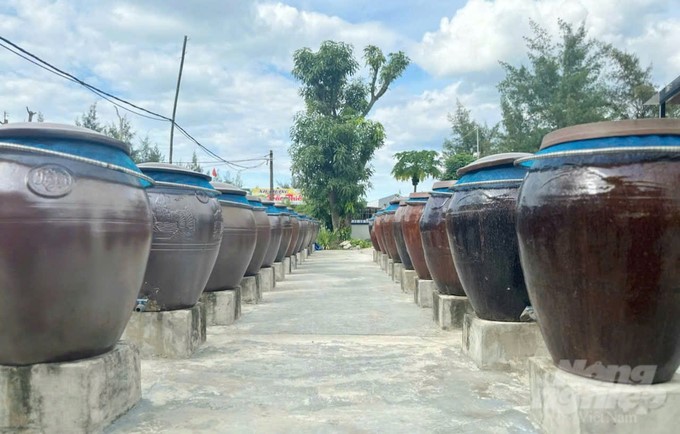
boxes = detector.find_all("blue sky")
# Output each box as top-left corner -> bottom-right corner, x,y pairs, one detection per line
1,0 -> 679,202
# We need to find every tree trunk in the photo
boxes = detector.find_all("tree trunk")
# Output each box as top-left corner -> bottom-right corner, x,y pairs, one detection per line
328,189 -> 341,231
412,175 -> 419,193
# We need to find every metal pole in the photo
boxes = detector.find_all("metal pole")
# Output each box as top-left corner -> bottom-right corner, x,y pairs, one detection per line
269,149 -> 274,200
660,102 -> 667,118
476,127 -> 480,157
169,35 -> 188,164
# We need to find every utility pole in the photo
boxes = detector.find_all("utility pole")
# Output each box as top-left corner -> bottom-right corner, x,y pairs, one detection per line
169,35 -> 188,164
26,107 -> 36,122
269,149 -> 274,201
475,127 -> 480,158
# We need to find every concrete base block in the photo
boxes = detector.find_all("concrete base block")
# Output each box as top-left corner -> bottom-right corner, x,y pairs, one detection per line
274,261 -> 286,282
200,288 -> 240,326
291,254 -> 298,270
433,291 -> 471,330
530,357 -> 680,434
0,342 -> 140,434
303,248 -> 309,259
380,253 -> 388,271
401,269 -> 418,294
392,262 -> 403,283
462,314 -> 548,370
122,303 -> 206,358
283,257 -> 292,275
372,250 -> 379,263
296,251 -> 302,264
387,259 -> 394,277
414,279 -> 435,307
240,275 -> 261,304
257,266 -> 275,292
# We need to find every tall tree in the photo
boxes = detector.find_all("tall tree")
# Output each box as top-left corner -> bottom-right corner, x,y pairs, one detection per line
289,40 -> 409,231
497,20 -> 610,152
391,150 -> 441,192
441,100 -> 496,179
75,102 -> 104,132
185,150 -> 202,173
132,135 -> 165,163
603,46 -> 657,119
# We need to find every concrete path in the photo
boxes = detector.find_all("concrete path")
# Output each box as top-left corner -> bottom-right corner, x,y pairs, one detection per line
107,249 -> 538,433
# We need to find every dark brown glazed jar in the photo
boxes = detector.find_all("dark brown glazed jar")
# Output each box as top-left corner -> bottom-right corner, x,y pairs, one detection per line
381,199 -> 402,262
420,181 -> 464,295
244,196 -> 271,276
274,203 -> 293,262
373,211 -> 387,253
204,182 -> 256,291
368,216 -> 380,251
285,210 -> 300,257
446,153 -> 532,322
292,212 -> 306,253
138,163 -> 222,309
516,119 -> 680,384
402,193 -> 431,279
393,201 -> 414,270
0,123 -> 153,365
261,200 -> 283,268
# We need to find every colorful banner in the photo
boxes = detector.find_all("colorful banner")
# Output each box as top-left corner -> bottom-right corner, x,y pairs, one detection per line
251,187 -> 304,205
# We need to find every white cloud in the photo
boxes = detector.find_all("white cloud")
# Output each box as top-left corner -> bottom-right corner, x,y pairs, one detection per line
413,0 -> 668,77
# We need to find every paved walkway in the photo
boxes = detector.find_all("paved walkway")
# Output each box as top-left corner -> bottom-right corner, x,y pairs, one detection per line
107,249 -> 538,433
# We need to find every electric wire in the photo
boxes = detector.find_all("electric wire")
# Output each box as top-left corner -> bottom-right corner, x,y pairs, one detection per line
0,35 -> 272,170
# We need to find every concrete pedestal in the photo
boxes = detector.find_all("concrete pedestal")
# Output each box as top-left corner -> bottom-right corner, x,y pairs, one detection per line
392,262 -> 403,283
530,357 -> 680,434
240,275 -> 262,304
200,288 -> 240,326
296,251 -> 303,264
462,314 -> 548,370
283,257 -> 292,275
372,250 -> 379,263
258,266 -> 275,292
401,269 -> 418,294
291,254 -> 298,270
414,279 -> 435,307
274,261 -> 286,282
432,291 -> 471,329
387,259 -> 394,277
380,253 -> 388,271
122,303 -> 206,358
0,342 -> 140,434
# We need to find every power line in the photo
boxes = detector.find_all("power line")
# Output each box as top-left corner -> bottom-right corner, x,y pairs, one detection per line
0,35 -> 273,170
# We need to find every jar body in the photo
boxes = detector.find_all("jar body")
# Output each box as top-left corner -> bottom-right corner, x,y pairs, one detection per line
421,193 -> 464,295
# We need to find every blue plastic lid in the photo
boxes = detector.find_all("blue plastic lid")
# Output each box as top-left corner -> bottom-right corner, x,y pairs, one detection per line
0,123 -> 150,187
139,163 -> 217,194
246,195 -> 266,209
210,181 -> 250,205
454,153 -> 531,189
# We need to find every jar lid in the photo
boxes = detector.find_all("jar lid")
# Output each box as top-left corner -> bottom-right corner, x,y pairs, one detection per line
456,153 -> 533,177
432,180 -> 455,191
139,162 -> 211,180
541,119 -> 680,150
210,181 -> 247,195
0,122 -> 131,154
407,192 -> 430,204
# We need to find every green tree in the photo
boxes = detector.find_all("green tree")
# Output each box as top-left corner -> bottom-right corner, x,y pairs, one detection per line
441,100 -> 496,180
185,151 -> 202,173
497,20 -> 610,152
603,46 -> 657,119
289,40 -> 409,231
442,153 -> 476,180
132,135 -> 165,163
391,150 -> 441,192
75,102 -> 104,132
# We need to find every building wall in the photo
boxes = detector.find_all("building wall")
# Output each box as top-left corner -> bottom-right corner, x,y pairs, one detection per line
351,223 -> 370,240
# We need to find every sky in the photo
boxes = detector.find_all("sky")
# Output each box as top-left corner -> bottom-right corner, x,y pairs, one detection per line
1,0 -> 679,202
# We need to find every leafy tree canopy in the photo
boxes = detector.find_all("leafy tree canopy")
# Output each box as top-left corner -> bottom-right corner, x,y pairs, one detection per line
391,150 -> 441,192
289,40 -> 409,231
